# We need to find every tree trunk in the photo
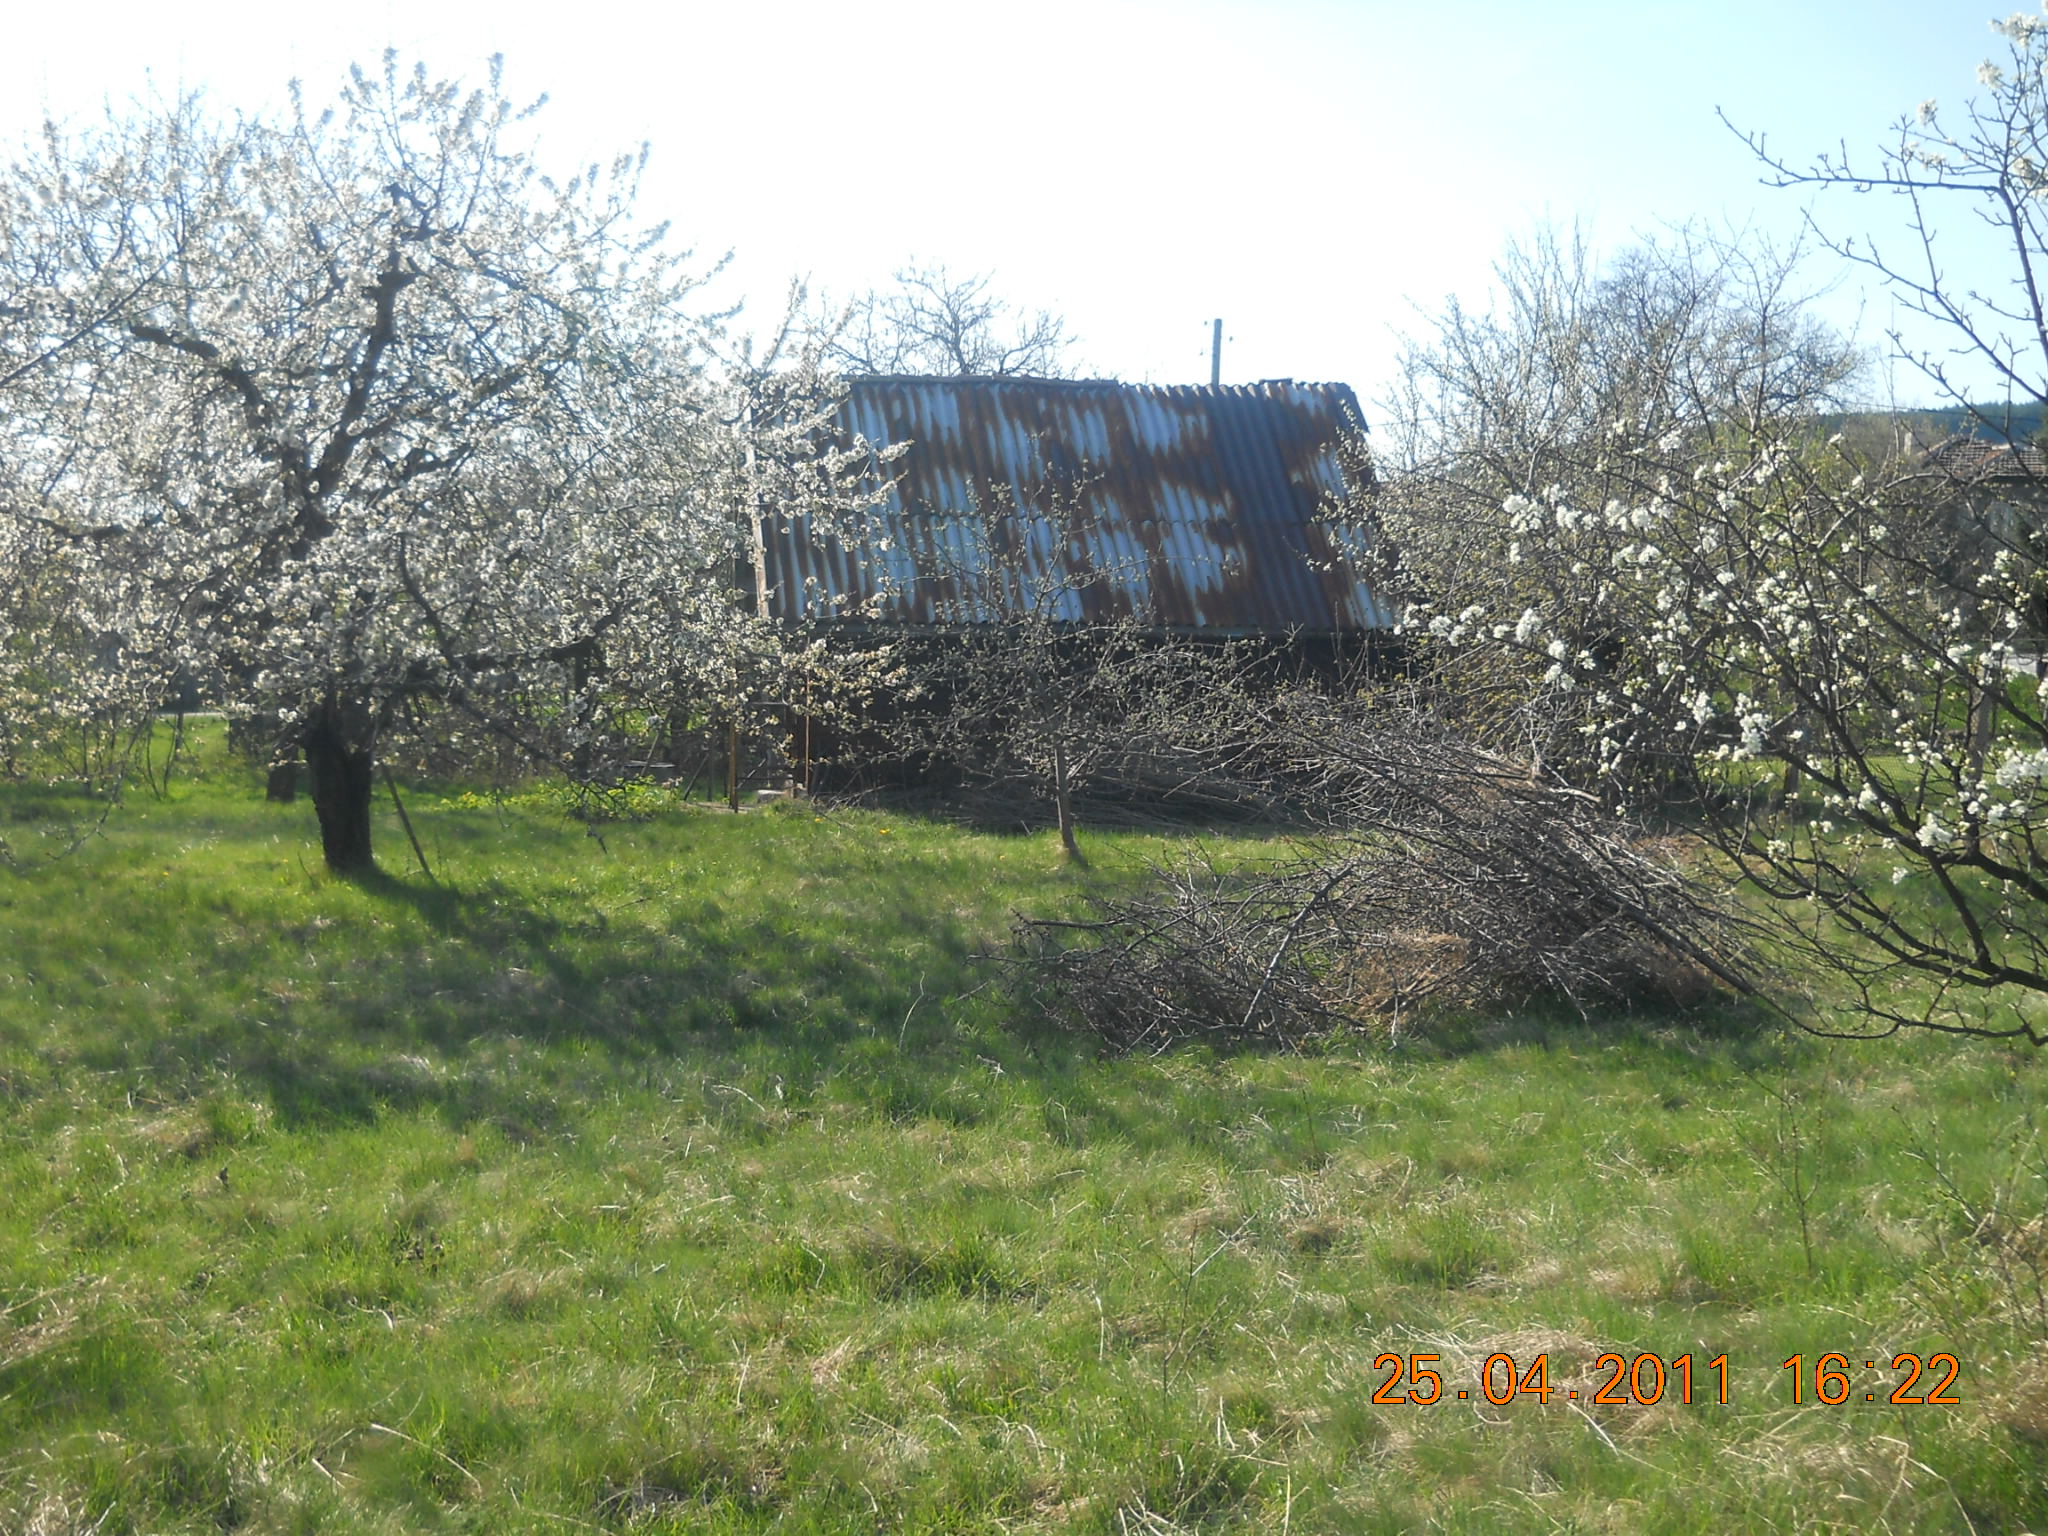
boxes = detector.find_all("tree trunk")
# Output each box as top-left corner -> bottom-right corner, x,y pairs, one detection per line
265,760 -> 300,803
1052,737 -> 1085,864
304,705 -> 376,875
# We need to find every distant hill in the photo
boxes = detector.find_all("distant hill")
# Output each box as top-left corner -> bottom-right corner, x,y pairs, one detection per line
1922,403 -> 2044,440
1826,404 -> 2046,451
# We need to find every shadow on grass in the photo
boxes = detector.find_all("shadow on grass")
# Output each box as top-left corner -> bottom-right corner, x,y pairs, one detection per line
36,853 -> 1033,1135
11,813 -> 1790,1146
1398,992 -> 1790,1064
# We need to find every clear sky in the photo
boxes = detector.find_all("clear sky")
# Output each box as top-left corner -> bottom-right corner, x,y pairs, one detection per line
0,0 -> 2021,412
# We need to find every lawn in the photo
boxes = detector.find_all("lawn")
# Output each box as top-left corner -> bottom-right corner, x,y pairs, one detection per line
1,732 -> 2044,1533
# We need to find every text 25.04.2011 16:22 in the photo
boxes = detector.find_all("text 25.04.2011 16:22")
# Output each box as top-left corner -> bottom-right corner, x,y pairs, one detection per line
1370,1352 -> 1963,1407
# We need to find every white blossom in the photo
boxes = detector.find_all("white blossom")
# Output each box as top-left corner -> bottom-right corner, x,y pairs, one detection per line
0,57 -> 881,868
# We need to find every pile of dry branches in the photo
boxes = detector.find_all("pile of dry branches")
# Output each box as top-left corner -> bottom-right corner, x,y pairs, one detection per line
1014,703 -> 1760,1049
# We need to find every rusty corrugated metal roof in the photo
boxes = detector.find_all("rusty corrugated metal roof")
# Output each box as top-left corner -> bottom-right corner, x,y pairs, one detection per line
762,376 -> 1389,634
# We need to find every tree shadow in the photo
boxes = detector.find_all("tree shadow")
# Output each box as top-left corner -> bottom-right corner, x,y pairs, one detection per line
20,827 -> 1798,1148
1391,992 -> 1791,1063
47,854 -> 1024,1135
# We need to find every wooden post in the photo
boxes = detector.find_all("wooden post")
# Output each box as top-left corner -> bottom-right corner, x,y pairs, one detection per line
801,678 -> 812,794
382,766 -> 434,882
727,718 -> 741,812
1967,678 -> 1999,852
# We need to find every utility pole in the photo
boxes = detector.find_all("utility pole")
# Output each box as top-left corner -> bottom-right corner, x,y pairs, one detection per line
1210,318 -> 1223,387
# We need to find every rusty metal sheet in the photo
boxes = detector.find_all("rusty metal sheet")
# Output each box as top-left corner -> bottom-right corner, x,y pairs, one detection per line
761,376 -> 1390,634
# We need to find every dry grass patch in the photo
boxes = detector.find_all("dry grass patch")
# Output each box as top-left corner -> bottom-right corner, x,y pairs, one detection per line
0,1283 -> 98,1373
478,1267 -> 575,1321
1991,1348 -> 2048,1445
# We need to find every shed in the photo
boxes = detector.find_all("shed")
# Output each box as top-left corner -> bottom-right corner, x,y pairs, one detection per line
760,375 -> 1389,637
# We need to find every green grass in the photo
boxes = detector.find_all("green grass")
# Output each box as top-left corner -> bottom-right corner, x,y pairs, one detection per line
1,730 -> 2045,1532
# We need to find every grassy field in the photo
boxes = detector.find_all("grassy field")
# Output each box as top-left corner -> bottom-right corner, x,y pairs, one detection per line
2,733 -> 2046,1533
